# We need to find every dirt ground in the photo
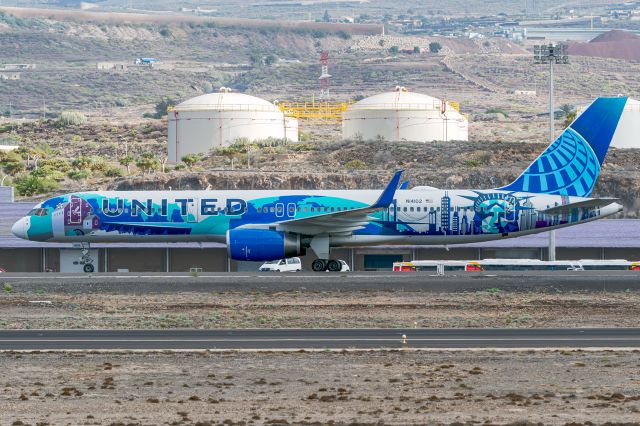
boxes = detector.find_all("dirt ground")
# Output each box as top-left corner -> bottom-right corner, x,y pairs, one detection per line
2,290 -> 640,330
1,350 -> 640,425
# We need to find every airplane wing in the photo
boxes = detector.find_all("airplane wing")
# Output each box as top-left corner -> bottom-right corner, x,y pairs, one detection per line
540,198 -> 620,215
272,170 -> 403,235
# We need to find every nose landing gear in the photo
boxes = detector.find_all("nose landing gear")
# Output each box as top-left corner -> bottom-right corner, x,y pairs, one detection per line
79,243 -> 95,273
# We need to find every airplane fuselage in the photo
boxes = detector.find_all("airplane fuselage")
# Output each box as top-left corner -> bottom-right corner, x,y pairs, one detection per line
13,188 -> 622,247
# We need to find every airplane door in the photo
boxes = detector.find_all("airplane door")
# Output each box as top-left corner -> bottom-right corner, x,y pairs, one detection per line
68,196 -> 84,225
186,198 -> 198,223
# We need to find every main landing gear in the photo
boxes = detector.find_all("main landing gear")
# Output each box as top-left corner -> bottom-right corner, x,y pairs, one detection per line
312,259 -> 342,272
79,243 -> 95,273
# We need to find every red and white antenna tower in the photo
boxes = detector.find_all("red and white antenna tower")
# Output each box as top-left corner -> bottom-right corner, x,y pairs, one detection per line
319,51 -> 331,100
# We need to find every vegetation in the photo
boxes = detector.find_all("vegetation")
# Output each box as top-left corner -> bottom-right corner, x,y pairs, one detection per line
136,152 -> 160,174
181,153 -> 201,169
389,46 -> 400,55
560,104 -> 577,127
485,107 -> 509,118
344,159 -> 366,170
429,42 -> 442,53
119,155 -> 134,174
58,111 -> 87,127
14,174 -> 59,196
148,97 -> 177,119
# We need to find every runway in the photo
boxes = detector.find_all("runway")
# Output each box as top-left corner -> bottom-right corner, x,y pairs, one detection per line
0,328 -> 638,350
1,271 -> 639,293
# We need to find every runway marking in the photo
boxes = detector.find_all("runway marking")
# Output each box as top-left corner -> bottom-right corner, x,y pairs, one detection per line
1,338 -> 639,342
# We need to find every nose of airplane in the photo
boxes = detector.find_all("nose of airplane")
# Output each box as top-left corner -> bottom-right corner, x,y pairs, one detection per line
11,218 -> 26,239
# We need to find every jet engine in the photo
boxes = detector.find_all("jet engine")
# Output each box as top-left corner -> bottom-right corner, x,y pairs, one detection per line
226,229 -> 304,261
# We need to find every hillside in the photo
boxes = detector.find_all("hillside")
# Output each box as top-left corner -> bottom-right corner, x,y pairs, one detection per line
568,30 -> 640,61
4,120 -> 640,217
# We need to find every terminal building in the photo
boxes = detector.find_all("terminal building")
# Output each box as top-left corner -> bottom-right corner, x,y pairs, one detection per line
1,198 -> 638,273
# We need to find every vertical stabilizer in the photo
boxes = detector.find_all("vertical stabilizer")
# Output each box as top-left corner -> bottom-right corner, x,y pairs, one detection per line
499,96 -> 627,196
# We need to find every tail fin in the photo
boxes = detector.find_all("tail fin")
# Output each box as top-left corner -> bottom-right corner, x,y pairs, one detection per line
499,96 -> 627,197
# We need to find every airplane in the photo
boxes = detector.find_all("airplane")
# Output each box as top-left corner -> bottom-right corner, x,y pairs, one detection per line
12,96 -> 627,273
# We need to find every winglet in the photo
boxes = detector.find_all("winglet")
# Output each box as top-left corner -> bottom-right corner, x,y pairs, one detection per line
399,179 -> 411,190
371,170 -> 403,208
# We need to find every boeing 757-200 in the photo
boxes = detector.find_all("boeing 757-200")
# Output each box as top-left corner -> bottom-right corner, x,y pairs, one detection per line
12,97 -> 627,272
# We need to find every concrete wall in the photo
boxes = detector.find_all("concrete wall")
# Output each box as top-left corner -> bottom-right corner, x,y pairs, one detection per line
416,247 -> 480,260
1,246 -> 639,272
605,248 -> 640,260
170,248 -> 227,272
107,248 -> 166,272
0,248 -> 42,272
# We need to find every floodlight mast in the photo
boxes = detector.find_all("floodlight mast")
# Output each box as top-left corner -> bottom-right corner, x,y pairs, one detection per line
534,43 -> 569,143
534,43 -> 568,262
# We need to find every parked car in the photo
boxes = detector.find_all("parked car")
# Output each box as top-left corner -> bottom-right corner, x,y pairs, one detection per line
259,257 -> 302,272
336,259 -> 351,272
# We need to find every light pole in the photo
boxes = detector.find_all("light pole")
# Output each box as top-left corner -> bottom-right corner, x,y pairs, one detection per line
534,43 -> 568,143
534,43 -> 568,261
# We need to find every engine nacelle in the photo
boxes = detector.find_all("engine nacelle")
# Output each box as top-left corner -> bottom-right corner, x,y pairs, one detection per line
226,229 -> 303,261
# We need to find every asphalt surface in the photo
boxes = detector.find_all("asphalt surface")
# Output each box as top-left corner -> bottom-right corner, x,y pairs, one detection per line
0,271 -> 639,293
0,328 -> 638,350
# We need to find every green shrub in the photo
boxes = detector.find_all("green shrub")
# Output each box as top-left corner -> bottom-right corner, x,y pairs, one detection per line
105,167 -> 124,178
14,174 -> 59,196
68,170 -> 89,180
40,158 -> 71,173
337,30 -> 351,40
71,156 -> 92,170
181,153 -> 201,168
58,111 -> 87,127
429,42 -> 442,53
485,107 -> 509,118
344,159 -> 367,170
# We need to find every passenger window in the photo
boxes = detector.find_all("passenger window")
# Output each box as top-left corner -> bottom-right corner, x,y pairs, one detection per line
270,207 -> 275,213
279,260 -> 285,265
410,207 -> 414,212
304,207 -> 309,212
403,207 -> 407,212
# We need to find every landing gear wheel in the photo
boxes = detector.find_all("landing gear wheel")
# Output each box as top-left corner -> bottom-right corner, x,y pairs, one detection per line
312,259 -> 327,272
83,263 -> 95,273
327,259 -> 341,272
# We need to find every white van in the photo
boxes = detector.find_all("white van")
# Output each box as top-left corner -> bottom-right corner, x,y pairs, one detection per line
259,257 -> 302,272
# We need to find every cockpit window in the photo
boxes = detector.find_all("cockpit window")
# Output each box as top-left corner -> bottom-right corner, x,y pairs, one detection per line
28,208 -> 49,217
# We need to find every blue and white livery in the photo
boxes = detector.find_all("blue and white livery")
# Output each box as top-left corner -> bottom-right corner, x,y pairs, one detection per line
12,97 -> 627,272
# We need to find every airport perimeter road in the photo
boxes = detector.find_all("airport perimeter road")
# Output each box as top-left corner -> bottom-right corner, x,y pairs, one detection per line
0,328 -> 639,350
0,271 -> 639,293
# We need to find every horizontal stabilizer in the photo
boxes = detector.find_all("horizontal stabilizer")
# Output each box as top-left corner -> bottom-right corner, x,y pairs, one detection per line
541,198 -> 620,215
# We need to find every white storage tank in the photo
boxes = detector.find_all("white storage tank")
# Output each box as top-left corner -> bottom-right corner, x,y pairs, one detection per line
168,88 -> 299,162
610,97 -> 640,149
342,87 -> 468,142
